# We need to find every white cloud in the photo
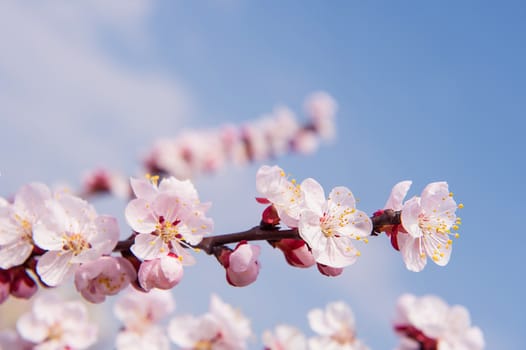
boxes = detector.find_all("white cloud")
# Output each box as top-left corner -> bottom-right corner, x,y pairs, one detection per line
0,1 -> 192,174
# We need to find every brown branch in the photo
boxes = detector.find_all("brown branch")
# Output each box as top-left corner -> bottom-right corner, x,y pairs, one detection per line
113,210 -> 402,256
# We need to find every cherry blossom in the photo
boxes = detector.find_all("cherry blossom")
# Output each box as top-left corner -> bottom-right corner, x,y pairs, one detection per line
125,176 -> 213,262
256,165 -> 303,228
221,241 -> 261,287
316,263 -> 344,277
114,287 -> 175,350
16,295 -> 98,349
262,324 -> 307,350
0,329 -> 33,350
298,179 -> 372,268
137,253 -> 184,291
304,91 -> 338,140
0,183 -> 51,269
308,301 -> 369,350
387,181 -> 462,272
33,193 -> 119,286
74,256 -> 136,303
168,294 -> 252,350
393,294 -> 484,350
81,168 -> 130,198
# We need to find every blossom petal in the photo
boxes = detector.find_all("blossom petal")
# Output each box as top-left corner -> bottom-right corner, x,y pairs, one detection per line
93,215 -> 120,254
14,183 -> 51,219
125,198 -> 157,234
131,234 -> 164,260
313,236 -> 358,268
36,251 -> 77,286
301,178 -> 325,215
398,234 -> 427,272
384,181 -> 412,210
130,177 -> 158,201
0,240 -> 33,269
0,208 -> 20,245
401,197 -> 423,238
328,186 -> 356,210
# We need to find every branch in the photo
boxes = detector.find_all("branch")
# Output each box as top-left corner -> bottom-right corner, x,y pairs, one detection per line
113,210 -> 401,256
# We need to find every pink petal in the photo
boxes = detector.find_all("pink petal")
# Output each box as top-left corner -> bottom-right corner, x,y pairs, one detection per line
130,177 -> 158,201
384,181 -> 412,210
401,197 -> 423,238
125,198 -> 157,234
36,251 -> 77,286
130,234 -> 164,260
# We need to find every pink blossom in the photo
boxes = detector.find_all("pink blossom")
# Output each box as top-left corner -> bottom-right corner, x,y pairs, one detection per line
114,287 -> 175,350
262,324 -> 307,350
81,168 -> 130,198
33,193 -> 119,286
308,301 -> 369,350
384,181 -> 461,272
0,183 -> 51,269
138,253 -> 184,291
74,256 -> 136,303
298,179 -> 372,268
393,294 -> 484,350
275,239 -> 316,268
292,129 -> 320,154
0,329 -> 33,350
223,242 -> 261,287
168,294 -> 252,350
16,295 -> 98,349
256,165 -> 303,228
304,91 -> 337,140
125,176 -> 213,262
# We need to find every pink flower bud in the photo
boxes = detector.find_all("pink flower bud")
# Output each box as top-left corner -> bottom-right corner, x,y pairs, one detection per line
9,269 -> 37,299
275,239 -> 316,268
0,269 -> 11,304
223,242 -> 261,287
75,256 -> 137,303
317,263 -> 344,277
261,204 -> 280,226
138,253 -> 184,292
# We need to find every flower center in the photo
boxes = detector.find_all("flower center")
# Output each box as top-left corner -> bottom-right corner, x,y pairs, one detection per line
62,233 -> 91,256
194,340 -> 213,350
331,325 -> 355,345
155,216 -> 182,244
14,214 -> 34,243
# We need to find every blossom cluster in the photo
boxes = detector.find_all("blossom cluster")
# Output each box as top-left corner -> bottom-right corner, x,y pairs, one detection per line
393,294 -> 484,350
0,183 -> 120,304
143,92 -> 337,180
256,165 -> 372,275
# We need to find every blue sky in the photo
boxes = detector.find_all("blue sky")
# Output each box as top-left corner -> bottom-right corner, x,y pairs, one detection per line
1,1 -> 525,349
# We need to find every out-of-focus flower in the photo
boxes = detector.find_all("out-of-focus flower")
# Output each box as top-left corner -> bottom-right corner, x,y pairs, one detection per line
8,268 -> 37,299
81,168 -> 131,198
308,301 -> 369,350
299,179 -> 372,268
33,193 -> 119,286
114,287 -> 175,350
74,256 -> 136,303
256,165 -> 303,228
262,324 -> 307,350
217,242 -> 261,287
274,239 -> 316,268
16,295 -> 98,349
138,253 -> 184,291
125,176 -> 213,262
393,294 -> 484,350
168,294 -> 252,350
385,182 -> 462,272
0,183 -> 51,269
144,93 -> 336,179
0,329 -> 33,350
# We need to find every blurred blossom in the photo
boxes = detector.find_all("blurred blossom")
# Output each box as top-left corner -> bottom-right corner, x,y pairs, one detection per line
169,294 -> 252,350
114,287 -> 175,350
308,301 -> 369,350
16,295 -> 98,349
393,294 -> 484,350
262,324 -> 307,350
221,242 -> 261,287
74,256 -> 136,303
144,93 -> 336,179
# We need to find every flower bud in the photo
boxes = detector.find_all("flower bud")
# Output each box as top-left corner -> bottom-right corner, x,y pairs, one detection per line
275,239 -> 315,268
220,242 -> 261,287
138,253 -> 184,292
317,263 -> 344,277
9,269 -> 37,299
0,269 -> 11,304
